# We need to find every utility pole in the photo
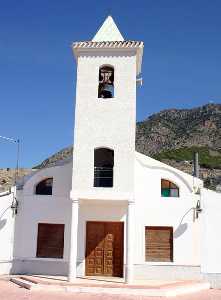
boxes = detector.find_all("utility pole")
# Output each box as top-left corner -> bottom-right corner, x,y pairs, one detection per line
0,135 -> 20,215
0,135 -> 20,185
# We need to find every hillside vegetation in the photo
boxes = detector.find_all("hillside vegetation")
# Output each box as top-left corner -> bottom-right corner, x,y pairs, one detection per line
153,147 -> 221,169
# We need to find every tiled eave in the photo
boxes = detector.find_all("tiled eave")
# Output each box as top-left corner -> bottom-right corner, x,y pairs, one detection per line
72,40 -> 143,49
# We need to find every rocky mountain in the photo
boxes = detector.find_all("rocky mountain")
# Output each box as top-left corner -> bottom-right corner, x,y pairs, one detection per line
136,103 -> 221,157
33,146 -> 73,169
136,103 -> 221,190
0,168 -> 32,193
1,103 -> 221,192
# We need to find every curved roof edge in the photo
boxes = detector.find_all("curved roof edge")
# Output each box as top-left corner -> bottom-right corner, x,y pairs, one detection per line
135,151 -> 203,193
17,157 -> 72,190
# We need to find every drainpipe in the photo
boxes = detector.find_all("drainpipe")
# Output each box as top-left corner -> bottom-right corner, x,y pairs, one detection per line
193,152 -> 200,178
192,152 -> 202,219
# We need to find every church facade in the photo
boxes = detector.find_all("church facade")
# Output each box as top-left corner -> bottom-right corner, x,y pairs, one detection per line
0,16 -> 221,286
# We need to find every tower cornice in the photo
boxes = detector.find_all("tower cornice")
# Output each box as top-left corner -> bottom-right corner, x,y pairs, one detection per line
72,40 -> 144,75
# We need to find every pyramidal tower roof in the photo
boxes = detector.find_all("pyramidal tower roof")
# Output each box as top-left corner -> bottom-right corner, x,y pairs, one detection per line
72,16 -> 144,75
92,16 -> 124,42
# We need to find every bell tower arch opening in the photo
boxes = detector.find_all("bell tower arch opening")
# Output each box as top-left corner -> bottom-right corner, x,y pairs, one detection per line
98,65 -> 114,99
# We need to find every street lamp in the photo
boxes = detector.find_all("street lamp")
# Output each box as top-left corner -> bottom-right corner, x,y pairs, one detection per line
0,135 -> 20,215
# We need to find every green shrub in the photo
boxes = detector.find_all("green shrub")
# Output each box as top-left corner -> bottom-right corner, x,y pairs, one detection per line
153,147 -> 221,169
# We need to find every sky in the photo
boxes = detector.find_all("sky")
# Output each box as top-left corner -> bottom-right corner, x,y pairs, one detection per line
0,0 -> 221,168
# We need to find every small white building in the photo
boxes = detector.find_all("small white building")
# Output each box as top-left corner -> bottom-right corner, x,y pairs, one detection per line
0,16 -> 221,287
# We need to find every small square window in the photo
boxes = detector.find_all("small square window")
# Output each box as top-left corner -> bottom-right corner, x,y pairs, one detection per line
161,179 -> 179,197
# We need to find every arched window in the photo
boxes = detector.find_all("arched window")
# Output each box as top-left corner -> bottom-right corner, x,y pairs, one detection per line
35,178 -> 53,195
94,148 -> 114,187
161,179 -> 179,197
98,65 -> 114,98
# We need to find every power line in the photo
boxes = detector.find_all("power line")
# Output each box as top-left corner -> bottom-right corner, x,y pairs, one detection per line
0,135 -> 17,143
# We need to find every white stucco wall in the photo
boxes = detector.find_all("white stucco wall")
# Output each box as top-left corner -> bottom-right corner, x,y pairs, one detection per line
201,188 -> 221,274
12,163 -> 72,275
134,153 -> 201,267
75,152 -> 203,278
0,191 -> 15,274
74,153 -> 202,278
72,49 -> 137,200
0,152 -> 207,279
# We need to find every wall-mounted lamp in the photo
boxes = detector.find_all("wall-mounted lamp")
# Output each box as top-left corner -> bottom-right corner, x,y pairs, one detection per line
195,200 -> 203,219
136,77 -> 143,86
11,193 -> 18,216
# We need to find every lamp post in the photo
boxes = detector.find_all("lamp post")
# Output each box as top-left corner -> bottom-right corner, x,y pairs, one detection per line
0,135 -> 20,215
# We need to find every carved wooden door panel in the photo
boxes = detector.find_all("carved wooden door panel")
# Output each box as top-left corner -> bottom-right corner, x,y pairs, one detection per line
104,222 -> 124,277
86,222 -> 124,277
85,222 -> 105,276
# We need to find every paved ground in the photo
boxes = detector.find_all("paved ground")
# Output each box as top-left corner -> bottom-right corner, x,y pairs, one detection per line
1,279 -> 221,300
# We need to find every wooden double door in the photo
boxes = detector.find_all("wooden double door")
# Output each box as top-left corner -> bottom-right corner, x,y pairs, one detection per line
85,221 -> 124,277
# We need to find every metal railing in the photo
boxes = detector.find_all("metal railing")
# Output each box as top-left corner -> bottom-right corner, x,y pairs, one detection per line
94,167 -> 113,187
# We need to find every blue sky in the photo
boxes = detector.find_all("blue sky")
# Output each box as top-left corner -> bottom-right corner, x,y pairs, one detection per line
0,0 -> 221,168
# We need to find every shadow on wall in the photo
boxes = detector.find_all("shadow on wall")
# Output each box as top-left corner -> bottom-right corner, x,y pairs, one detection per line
173,206 -> 197,239
0,204 -> 12,230
0,219 -> 7,230
174,223 -> 188,239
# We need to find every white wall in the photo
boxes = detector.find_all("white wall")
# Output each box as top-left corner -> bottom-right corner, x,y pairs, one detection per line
201,188 -> 221,274
74,153 -> 202,278
0,191 -> 15,274
72,49 -> 137,200
134,153 -> 201,266
13,163 -> 72,274
0,152 -> 206,278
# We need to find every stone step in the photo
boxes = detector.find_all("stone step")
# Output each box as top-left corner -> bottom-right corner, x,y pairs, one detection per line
10,277 -> 39,290
20,276 -> 39,284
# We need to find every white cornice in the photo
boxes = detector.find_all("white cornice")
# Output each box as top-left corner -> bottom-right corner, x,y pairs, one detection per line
72,41 -> 144,75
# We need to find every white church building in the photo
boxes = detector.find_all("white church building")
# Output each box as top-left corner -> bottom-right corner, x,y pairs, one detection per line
0,16 -> 221,287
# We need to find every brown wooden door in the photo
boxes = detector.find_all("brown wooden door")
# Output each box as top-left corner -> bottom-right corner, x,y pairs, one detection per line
86,221 -> 124,277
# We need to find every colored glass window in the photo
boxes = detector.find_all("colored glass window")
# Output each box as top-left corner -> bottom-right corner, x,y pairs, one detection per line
161,179 -> 179,197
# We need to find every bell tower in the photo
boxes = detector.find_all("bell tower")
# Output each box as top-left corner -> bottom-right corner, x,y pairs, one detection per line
71,16 -> 143,200
68,16 -> 144,283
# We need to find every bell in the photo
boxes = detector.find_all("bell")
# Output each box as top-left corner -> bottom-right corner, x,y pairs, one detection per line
101,84 -> 114,98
